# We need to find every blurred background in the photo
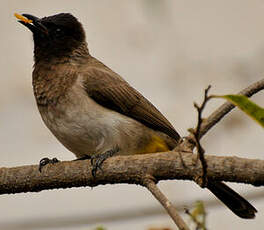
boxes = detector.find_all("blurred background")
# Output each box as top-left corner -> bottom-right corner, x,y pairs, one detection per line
0,1 -> 263,229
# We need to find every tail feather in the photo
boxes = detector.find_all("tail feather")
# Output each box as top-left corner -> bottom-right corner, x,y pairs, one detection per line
207,181 -> 257,219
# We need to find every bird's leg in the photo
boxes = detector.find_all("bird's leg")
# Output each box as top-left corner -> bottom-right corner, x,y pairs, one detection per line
39,157 -> 60,172
91,146 -> 119,178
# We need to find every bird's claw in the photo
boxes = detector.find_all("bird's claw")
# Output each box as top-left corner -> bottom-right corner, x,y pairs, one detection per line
91,154 -> 106,177
39,157 -> 60,172
90,146 -> 119,178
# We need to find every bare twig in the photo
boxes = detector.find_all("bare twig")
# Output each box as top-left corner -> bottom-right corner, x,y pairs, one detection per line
143,177 -> 190,230
189,86 -> 212,187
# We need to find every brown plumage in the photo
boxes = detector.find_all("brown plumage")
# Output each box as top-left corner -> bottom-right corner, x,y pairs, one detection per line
82,59 -> 181,141
16,13 -> 257,219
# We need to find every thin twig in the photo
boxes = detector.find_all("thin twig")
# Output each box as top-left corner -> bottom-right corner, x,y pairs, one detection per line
189,86 -> 212,187
143,177 -> 190,230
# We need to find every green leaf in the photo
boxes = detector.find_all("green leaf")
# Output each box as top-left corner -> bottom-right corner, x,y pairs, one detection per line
215,94 -> 264,128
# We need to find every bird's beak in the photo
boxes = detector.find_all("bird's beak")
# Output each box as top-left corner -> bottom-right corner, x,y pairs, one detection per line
14,13 -> 48,35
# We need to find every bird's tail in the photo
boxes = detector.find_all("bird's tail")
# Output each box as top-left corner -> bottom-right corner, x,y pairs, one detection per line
207,181 -> 257,219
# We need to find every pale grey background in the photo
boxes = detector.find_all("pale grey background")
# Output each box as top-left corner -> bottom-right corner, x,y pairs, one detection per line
0,1 -> 263,229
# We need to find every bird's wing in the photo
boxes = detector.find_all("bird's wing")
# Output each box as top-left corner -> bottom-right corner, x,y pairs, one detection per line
82,64 -> 180,141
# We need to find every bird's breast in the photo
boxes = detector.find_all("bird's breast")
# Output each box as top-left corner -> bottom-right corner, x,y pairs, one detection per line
37,82 -> 150,158
38,83 -> 110,156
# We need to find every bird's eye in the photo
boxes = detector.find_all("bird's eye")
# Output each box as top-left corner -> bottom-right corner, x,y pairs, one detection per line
55,28 -> 63,36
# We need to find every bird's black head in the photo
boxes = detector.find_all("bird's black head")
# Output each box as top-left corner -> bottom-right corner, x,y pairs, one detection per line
15,13 -> 88,62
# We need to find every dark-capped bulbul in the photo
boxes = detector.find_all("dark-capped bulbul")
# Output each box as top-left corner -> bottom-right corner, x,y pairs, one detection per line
15,13 -> 257,219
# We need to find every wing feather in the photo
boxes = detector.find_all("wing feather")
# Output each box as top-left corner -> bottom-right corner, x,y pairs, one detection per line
82,63 -> 180,141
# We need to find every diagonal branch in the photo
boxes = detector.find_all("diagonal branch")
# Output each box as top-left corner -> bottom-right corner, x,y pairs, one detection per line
198,78 -> 264,140
143,176 -> 190,230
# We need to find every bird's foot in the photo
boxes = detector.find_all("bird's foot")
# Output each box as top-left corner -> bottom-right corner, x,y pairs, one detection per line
91,146 -> 119,178
39,157 -> 60,172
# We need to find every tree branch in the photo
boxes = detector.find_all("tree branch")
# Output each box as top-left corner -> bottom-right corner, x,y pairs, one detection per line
0,150 -> 263,195
143,177 -> 190,230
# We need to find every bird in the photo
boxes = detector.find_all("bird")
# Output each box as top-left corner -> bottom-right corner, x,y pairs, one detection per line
15,12 -> 257,219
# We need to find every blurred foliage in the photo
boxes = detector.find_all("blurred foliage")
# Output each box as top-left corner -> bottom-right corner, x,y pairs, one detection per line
93,226 -> 106,230
186,200 -> 207,230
